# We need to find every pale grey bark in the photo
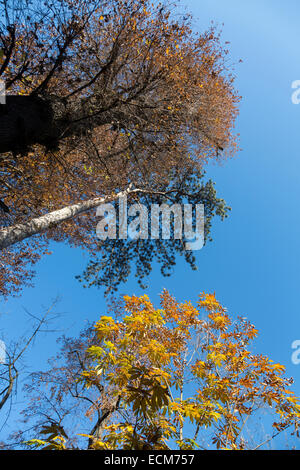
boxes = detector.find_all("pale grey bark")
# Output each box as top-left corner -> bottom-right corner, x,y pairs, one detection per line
0,186 -> 137,250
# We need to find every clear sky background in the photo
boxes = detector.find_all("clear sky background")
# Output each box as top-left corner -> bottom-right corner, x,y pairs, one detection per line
1,0 -> 300,448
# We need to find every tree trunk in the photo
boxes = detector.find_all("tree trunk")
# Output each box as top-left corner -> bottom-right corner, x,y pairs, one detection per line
0,95 -> 64,154
88,396 -> 121,449
0,186 -> 136,250
0,365 -> 18,411
0,94 -> 119,155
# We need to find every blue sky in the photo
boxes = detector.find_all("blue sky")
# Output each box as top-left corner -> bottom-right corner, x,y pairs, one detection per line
1,0 -> 300,448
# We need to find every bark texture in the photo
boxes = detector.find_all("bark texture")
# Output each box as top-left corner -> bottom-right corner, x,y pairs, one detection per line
0,186 -> 137,250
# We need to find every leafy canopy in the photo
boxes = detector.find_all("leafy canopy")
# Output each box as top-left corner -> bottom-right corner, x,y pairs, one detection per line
23,291 -> 300,450
0,0 -> 239,296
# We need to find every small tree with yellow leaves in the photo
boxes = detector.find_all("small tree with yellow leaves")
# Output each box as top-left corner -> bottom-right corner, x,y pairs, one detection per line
23,291 -> 300,450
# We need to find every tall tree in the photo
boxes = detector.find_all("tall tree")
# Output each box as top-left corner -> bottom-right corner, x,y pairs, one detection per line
0,0 -> 239,296
12,291 -> 300,450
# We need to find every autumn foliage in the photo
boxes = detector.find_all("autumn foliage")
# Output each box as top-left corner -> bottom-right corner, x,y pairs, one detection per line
22,291 -> 300,450
0,0 -> 239,296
